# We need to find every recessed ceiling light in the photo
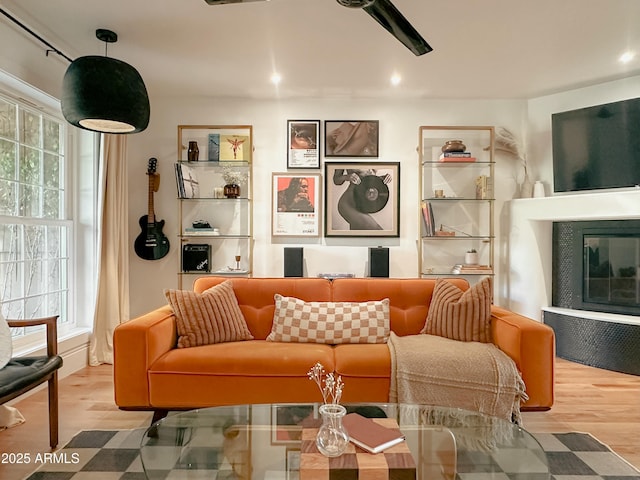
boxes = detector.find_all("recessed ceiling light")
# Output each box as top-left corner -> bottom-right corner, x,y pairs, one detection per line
619,51 -> 635,64
271,72 -> 282,85
390,73 -> 401,86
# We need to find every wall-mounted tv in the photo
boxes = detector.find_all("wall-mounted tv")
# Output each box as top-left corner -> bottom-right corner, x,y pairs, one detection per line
552,97 -> 640,193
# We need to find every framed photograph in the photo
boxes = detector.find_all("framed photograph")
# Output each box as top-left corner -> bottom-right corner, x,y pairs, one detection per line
271,404 -> 316,445
272,173 -> 321,237
324,161 -> 400,237
324,120 -> 379,158
288,120 -> 320,168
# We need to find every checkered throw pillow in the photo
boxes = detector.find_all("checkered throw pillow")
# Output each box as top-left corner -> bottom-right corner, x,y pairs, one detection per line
266,295 -> 390,344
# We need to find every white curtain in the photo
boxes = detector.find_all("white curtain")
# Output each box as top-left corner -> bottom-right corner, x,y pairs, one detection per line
89,134 -> 130,366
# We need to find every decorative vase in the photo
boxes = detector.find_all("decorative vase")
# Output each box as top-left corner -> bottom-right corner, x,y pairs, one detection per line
520,173 -> 534,198
224,183 -> 240,198
533,180 -> 545,198
187,141 -> 199,161
442,140 -> 466,153
316,404 -> 349,457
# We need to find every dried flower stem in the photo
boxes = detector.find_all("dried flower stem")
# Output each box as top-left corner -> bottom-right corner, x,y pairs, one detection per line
308,362 -> 344,404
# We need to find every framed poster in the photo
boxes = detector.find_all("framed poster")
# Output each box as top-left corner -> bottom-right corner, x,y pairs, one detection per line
324,162 -> 400,237
272,173 -> 321,237
324,120 -> 379,158
287,120 -> 320,168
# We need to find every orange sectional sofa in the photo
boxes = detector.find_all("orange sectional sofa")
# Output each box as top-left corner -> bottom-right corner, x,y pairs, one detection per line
114,277 -> 555,415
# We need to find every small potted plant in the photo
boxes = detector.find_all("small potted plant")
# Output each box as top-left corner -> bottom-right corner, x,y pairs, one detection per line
465,248 -> 479,265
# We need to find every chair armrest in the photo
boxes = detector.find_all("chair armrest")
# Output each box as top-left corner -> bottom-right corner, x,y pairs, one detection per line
7,316 -> 59,357
491,306 -> 555,410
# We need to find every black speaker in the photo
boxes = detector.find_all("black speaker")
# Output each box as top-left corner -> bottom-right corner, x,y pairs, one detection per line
369,247 -> 389,277
182,244 -> 211,272
284,247 -> 303,277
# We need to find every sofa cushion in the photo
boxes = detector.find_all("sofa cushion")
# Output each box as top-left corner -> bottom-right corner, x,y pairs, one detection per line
266,295 -> 390,344
165,280 -> 253,348
421,277 -> 492,343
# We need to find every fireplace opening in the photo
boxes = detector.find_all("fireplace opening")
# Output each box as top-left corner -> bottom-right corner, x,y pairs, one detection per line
585,235 -> 640,308
553,219 -> 640,316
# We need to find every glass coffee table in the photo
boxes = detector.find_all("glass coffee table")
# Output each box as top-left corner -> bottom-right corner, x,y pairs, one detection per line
140,403 -> 549,480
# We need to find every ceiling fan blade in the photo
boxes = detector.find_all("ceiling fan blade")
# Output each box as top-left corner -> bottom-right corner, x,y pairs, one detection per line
363,0 -> 433,56
203,0 -> 266,5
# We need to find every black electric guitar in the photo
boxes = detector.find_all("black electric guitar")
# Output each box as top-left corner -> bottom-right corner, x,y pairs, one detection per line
134,158 -> 170,260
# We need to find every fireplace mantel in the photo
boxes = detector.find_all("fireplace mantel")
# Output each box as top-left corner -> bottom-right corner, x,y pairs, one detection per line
507,189 -> 640,320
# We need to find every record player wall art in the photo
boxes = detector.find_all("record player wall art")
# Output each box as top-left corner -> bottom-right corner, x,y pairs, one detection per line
324,162 -> 400,237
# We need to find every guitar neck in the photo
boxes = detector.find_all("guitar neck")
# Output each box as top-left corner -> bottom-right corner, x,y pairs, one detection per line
147,174 -> 156,224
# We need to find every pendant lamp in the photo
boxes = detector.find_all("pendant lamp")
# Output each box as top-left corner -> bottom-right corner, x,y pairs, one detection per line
61,29 -> 150,134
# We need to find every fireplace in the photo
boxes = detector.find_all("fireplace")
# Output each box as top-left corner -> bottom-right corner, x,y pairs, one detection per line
547,219 -> 640,375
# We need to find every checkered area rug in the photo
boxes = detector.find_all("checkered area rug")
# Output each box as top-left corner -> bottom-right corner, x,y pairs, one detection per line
25,430 -> 640,480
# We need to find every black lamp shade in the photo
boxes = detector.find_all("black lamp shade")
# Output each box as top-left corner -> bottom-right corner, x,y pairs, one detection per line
61,55 -> 150,134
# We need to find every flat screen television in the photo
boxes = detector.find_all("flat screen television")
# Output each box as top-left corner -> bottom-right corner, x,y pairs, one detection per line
552,97 -> 640,193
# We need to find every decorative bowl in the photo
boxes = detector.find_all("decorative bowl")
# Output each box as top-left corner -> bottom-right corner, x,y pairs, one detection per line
442,140 -> 466,153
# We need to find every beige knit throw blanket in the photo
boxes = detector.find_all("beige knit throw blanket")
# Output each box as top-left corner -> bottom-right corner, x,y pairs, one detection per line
388,332 -> 528,448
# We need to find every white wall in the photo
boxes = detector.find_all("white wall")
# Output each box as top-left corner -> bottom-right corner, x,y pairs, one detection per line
127,97 -> 527,317
506,75 -> 640,320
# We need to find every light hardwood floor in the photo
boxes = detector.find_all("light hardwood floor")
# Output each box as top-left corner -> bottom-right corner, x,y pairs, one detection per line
1,357 -> 639,479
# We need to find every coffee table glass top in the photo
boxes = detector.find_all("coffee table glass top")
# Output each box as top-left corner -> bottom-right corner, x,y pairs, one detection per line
140,403 -> 549,480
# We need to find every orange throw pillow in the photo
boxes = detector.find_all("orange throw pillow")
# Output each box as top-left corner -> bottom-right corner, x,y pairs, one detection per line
421,277 -> 492,342
165,280 -> 253,348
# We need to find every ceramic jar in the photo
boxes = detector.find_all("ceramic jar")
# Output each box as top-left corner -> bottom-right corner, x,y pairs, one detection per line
187,141 -> 199,162
224,184 -> 240,198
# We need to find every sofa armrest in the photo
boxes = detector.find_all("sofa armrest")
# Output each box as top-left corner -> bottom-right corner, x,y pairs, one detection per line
113,305 -> 177,409
490,306 -> 555,410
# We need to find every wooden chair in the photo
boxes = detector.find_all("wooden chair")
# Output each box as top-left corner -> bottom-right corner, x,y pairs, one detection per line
0,316 -> 62,448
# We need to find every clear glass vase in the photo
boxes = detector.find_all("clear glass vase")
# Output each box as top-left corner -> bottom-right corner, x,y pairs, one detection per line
316,404 -> 349,457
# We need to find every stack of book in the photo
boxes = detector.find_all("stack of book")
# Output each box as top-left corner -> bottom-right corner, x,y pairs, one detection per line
438,151 -> 476,162
452,264 -> 493,275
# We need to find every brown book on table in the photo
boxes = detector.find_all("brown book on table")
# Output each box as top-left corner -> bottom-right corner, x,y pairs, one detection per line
342,412 -> 406,454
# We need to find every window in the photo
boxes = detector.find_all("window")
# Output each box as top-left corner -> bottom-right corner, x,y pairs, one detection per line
0,92 -> 72,338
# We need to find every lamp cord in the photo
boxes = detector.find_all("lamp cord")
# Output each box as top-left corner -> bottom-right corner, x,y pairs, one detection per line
0,8 -> 73,63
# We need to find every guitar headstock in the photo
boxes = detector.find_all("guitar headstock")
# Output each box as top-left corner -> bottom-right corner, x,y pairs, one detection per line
147,157 -> 158,175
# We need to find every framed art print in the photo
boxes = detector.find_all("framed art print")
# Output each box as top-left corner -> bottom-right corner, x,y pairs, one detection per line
272,173 -> 321,237
287,120 -> 320,168
271,404 -> 316,445
324,162 -> 400,237
324,120 -> 379,158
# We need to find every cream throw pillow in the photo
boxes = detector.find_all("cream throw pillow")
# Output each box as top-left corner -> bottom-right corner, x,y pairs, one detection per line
165,280 -> 253,348
0,311 -> 12,369
422,277 -> 492,343
267,295 -> 390,344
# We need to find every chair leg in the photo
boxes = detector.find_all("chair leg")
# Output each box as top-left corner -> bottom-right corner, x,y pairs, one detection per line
48,372 -> 59,448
